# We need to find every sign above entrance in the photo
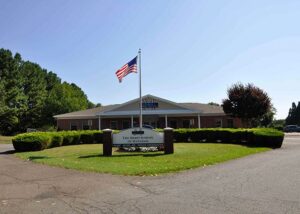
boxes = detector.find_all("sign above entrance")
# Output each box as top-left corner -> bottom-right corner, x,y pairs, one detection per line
113,128 -> 163,147
142,98 -> 159,110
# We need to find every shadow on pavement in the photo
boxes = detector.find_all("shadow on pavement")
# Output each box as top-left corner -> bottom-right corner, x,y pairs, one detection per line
0,150 -> 16,155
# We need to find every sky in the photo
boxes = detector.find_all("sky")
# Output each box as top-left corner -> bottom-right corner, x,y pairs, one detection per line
1,0 -> 300,119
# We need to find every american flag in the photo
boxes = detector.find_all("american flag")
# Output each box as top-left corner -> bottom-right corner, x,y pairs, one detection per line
115,56 -> 138,82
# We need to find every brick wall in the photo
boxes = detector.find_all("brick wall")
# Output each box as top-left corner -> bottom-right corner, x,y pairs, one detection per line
57,116 -> 242,130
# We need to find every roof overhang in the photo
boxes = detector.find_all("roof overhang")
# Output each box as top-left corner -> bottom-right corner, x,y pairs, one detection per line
97,109 -> 200,116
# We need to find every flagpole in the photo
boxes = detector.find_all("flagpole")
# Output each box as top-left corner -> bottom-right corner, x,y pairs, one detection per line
138,49 -> 142,129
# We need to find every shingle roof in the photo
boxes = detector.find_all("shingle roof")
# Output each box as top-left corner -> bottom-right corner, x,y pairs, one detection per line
54,103 -> 225,119
180,103 -> 224,114
53,104 -> 120,118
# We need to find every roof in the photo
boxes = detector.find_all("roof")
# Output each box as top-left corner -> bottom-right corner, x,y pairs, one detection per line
53,104 -> 120,119
53,95 -> 225,119
180,103 -> 224,114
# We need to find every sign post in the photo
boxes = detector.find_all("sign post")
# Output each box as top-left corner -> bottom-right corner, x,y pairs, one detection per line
103,129 -> 112,156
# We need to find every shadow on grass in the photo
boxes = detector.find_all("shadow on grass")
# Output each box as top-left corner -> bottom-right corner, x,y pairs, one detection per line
28,156 -> 50,160
79,152 -> 165,159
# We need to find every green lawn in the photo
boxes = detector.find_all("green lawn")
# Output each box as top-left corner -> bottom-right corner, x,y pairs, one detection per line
15,143 -> 270,175
0,136 -> 12,144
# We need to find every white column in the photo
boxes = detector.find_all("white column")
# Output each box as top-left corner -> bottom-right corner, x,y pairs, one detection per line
165,115 -> 168,128
131,116 -> 134,128
198,114 -> 201,128
98,116 -> 101,130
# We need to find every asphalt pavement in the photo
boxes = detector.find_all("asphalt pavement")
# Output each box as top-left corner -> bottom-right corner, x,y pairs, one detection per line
0,135 -> 299,214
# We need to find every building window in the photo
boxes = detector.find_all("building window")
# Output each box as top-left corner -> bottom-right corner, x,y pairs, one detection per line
227,119 -> 234,128
70,122 -> 77,130
82,120 -> 92,130
215,119 -> 222,128
110,121 -> 118,129
122,120 -> 130,129
183,120 -> 190,128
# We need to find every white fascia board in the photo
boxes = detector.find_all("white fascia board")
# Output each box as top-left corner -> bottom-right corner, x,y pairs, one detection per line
54,116 -> 98,119
97,109 -> 200,116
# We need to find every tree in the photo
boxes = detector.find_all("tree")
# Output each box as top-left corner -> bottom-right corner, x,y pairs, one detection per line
44,82 -> 93,124
19,61 -> 48,130
251,106 -> 276,127
286,101 -> 300,125
208,102 -> 220,106
0,48 -> 95,134
222,83 -> 271,127
0,49 -> 26,134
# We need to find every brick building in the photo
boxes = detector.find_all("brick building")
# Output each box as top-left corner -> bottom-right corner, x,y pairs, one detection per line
54,94 -> 242,130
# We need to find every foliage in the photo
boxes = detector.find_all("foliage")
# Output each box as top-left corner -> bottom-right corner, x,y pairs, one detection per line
15,143 -> 270,176
12,130 -> 103,152
207,102 -> 220,106
12,132 -> 52,151
251,106 -> 276,127
173,128 -> 283,148
12,128 -> 283,152
286,101 -> 300,125
222,83 -> 271,127
269,119 -> 285,130
0,48 -> 94,135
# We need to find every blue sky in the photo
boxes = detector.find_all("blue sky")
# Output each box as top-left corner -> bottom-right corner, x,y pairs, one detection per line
1,0 -> 300,119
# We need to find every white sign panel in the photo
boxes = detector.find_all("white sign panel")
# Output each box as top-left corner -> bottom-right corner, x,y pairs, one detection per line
113,128 -> 164,147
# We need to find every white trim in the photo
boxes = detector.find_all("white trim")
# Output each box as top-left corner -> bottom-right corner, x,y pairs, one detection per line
98,116 -> 101,130
165,115 -> 168,128
99,109 -> 198,116
101,94 -> 195,114
131,116 -> 134,128
198,114 -> 201,128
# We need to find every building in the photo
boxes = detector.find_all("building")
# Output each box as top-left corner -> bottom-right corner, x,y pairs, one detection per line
54,94 -> 242,130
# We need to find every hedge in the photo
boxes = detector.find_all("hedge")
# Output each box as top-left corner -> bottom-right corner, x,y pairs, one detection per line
13,130 -> 103,152
12,128 -> 284,152
174,128 -> 284,148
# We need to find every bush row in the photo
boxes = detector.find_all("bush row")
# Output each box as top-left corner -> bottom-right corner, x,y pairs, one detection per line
173,128 -> 284,148
12,128 -> 284,152
12,130 -> 103,152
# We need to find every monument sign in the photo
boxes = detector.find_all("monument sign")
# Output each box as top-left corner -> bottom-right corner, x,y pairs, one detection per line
113,128 -> 163,147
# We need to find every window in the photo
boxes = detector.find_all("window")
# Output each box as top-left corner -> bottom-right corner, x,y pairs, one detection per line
110,121 -> 118,129
215,119 -> 222,128
70,122 -> 77,130
82,120 -> 92,130
183,120 -> 190,128
227,119 -> 234,128
122,120 -> 130,129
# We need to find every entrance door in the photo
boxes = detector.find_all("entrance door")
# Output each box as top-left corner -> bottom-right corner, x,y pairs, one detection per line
143,115 -> 158,128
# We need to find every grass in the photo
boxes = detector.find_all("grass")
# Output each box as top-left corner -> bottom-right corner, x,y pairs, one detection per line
15,143 -> 270,176
0,136 -> 12,144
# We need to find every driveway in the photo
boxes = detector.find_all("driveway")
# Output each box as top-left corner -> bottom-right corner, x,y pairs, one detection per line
0,136 -> 299,214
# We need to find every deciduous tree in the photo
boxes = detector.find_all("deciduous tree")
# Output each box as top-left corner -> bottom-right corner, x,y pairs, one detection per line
222,83 -> 271,127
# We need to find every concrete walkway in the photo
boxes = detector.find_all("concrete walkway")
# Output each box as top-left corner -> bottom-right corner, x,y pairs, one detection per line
0,137 -> 299,214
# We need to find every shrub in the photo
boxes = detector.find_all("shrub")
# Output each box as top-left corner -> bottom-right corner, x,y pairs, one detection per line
174,129 -> 190,142
50,134 -> 63,147
171,128 -> 284,148
12,128 -> 284,152
251,128 -> 284,148
12,133 -> 51,152
94,132 -> 103,143
81,131 -> 96,144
